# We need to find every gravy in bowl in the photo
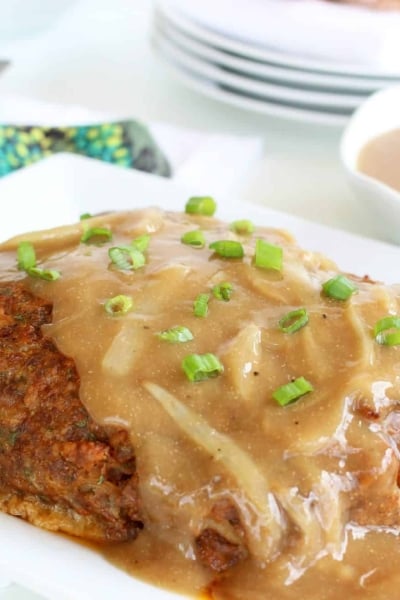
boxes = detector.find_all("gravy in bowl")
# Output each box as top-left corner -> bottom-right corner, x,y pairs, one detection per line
357,128 -> 400,192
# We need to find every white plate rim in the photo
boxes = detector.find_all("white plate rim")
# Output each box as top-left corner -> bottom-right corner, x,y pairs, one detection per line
155,8 -> 387,93
151,34 -> 349,127
156,0 -> 400,80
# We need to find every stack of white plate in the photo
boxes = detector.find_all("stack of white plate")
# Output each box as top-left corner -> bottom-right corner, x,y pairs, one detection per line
152,0 -> 400,126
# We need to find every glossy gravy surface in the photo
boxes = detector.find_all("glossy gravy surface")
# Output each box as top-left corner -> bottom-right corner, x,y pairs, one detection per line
2,208 -> 400,599
357,128 -> 400,192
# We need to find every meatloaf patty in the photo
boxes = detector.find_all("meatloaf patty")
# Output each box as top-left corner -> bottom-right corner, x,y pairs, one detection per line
0,282 -> 143,542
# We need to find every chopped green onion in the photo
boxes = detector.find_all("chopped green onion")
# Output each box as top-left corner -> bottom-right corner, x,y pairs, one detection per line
255,239 -> 283,271
322,275 -> 358,301
279,308 -> 309,334
193,293 -> 210,318
79,213 -> 92,220
131,234 -> 150,252
17,241 -> 36,271
108,237 -> 149,270
104,294 -> 133,316
212,282 -> 233,301
230,219 -> 254,235
273,377 -> 313,407
373,315 -> 400,346
108,246 -> 145,271
81,226 -> 112,245
181,230 -> 206,248
158,325 -> 194,343
27,267 -> 61,281
17,242 -> 60,281
209,240 -> 244,259
185,196 -> 216,216
182,353 -> 224,382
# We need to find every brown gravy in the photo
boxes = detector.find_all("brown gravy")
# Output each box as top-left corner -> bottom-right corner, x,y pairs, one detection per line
357,128 -> 400,192
2,208 -> 400,599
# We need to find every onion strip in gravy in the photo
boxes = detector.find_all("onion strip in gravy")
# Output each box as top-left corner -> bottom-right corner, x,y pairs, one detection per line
143,381 -> 285,562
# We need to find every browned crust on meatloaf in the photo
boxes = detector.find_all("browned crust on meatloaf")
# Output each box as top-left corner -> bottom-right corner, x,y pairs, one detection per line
196,499 -> 248,572
196,528 -> 247,573
0,282 -> 142,542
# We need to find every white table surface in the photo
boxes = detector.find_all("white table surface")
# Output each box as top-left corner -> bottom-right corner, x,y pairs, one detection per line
0,1 -> 385,598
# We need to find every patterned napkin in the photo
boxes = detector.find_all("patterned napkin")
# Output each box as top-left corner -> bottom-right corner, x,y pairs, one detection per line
0,120 -> 171,177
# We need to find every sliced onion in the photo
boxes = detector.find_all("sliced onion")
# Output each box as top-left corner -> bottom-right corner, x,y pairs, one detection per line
102,322 -> 144,376
143,381 -> 284,562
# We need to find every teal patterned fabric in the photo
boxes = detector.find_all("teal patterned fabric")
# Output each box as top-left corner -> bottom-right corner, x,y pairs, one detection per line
0,120 -> 171,177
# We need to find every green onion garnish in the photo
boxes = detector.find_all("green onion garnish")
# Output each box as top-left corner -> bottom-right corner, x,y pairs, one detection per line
17,241 -> 36,271
230,219 -> 254,235
81,227 -> 113,245
181,230 -> 206,248
209,240 -> 244,259
185,196 -> 216,216
273,377 -> 313,407
17,241 -> 60,281
131,234 -> 150,252
322,275 -> 358,301
279,308 -> 309,334
79,213 -> 92,220
255,239 -> 283,271
212,282 -> 233,301
158,325 -> 194,343
182,353 -> 224,382
108,246 -> 145,271
104,294 -> 133,316
373,315 -> 400,346
27,267 -> 61,281
193,293 -> 210,318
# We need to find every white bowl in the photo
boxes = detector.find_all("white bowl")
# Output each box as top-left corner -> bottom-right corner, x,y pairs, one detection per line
340,86 -> 400,245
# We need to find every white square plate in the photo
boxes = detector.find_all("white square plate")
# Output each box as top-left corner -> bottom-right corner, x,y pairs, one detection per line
0,153 -> 399,600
